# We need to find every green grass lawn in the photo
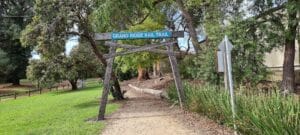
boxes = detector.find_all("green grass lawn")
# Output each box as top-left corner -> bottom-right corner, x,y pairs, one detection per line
0,83 -> 119,135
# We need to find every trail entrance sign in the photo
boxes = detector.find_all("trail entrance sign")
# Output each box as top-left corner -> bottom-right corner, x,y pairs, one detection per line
112,31 -> 171,40
95,31 -> 185,120
94,31 -> 184,41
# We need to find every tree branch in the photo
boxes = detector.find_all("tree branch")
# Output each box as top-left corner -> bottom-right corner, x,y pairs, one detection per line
254,3 -> 286,20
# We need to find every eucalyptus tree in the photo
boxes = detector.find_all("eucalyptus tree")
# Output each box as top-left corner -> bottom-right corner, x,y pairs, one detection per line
242,0 -> 300,93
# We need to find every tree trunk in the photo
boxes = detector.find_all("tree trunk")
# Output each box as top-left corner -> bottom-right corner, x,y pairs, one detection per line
110,76 -> 124,100
175,0 -> 200,54
156,60 -> 162,77
9,78 -> 20,86
153,60 -> 162,77
282,6 -> 298,94
153,63 -> 157,77
137,65 -> 150,81
85,33 -> 124,100
69,80 -> 78,90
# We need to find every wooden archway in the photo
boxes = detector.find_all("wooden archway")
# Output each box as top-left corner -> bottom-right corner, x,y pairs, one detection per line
95,31 -> 186,120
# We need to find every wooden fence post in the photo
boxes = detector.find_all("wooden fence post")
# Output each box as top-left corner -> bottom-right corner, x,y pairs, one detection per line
14,92 -> 17,99
40,88 -> 42,94
98,46 -> 116,120
28,90 -> 31,97
166,43 -> 185,108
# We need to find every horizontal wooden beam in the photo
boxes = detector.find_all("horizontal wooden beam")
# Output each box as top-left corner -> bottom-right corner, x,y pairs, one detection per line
103,42 -> 180,58
104,41 -> 176,48
95,31 -> 184,41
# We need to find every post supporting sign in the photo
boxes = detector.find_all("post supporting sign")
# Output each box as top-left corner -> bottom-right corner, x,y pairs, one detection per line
217,35 -> 237,134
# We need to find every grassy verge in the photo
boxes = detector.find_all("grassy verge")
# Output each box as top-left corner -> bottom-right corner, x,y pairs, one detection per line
0,82 -> 119,135
168,83 -> 300,135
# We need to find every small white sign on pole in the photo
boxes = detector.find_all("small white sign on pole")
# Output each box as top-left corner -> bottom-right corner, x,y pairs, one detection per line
217,51 -> 225,72
217,35 -> 237,134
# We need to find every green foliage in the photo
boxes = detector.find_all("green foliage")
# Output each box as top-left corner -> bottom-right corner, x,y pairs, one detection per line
66,43 -> 105,80
115,18 -> 164,73
27,57 -> 64,88
181,1 -> 273,86
26,43 -> 104,88
0,83 -> 119,134
115,67 -> 138,81
0,0 -> 34,84
0,49 -> 14,82
91,0 -> 156,32
226,20 -> 271,85
167,83 -> 300,135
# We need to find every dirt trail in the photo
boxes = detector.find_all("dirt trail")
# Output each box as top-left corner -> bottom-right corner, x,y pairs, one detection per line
101,78 -> 232,135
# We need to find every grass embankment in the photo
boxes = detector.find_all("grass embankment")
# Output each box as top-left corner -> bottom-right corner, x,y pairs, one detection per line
0,79 -> 119,135
168,83 -> 300,135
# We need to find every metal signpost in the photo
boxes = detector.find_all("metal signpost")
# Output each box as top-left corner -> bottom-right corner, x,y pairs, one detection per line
217,35 -> 237,134
95,31 -> 185,120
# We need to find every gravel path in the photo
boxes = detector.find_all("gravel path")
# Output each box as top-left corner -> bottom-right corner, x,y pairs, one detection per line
101,78 -> 232,135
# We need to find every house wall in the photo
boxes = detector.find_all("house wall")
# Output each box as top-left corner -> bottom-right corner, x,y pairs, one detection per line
264,40 -> 300,83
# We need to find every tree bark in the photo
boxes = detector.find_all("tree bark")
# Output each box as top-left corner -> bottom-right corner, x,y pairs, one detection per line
153,63 -> 157,77
110,76 -> 124,100
156,60 -> 162,77
282,5 -> 298,94
69,80 -> 78,90
175,0 -> 200,54
137,65 -> 150,81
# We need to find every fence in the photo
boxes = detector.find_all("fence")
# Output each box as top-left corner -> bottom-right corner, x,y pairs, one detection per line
0,84 -> 70,101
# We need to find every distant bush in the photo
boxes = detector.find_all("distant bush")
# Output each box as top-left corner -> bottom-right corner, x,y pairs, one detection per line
115,68 -> 137,81
168,83 -> 300,135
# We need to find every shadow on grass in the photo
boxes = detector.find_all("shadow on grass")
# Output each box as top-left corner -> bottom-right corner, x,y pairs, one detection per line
50,85 -> 102,96
73,100 -> 99,109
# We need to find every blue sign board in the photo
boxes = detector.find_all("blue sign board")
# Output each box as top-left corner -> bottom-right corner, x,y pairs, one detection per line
111,31 -> 172,40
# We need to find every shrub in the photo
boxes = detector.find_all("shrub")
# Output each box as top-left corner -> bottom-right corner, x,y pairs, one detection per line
167,83 -> 300,135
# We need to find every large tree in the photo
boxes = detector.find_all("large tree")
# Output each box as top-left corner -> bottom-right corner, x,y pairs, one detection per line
21,0 -> 125,99
27,43 -> 104,90
0,0 -> 34,85
245,0 -> 300,93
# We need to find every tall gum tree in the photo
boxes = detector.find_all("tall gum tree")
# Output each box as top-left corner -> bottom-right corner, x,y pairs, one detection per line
246,0 -> 300,93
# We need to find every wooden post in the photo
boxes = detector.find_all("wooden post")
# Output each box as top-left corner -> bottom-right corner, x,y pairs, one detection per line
98,46 -> 116,120
39,88 -> 42,94
166,43 -> 185,108
14,92 -> 17,99
28,90 -> 31,97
